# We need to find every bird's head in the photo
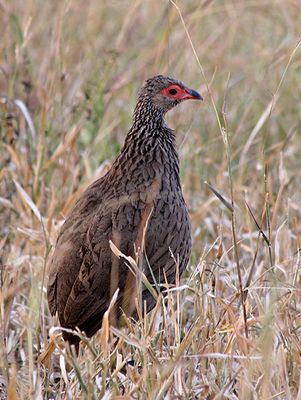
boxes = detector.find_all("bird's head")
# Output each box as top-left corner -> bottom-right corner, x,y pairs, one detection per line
137,75 -> 203,116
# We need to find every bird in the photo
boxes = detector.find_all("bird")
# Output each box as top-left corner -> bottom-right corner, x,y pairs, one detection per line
47,75 -> 203,352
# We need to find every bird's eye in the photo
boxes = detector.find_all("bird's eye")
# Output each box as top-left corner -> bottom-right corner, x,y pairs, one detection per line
169,88 -> 178,95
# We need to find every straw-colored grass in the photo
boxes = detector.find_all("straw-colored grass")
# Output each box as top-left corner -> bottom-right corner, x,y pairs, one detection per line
1,0 -> 301,398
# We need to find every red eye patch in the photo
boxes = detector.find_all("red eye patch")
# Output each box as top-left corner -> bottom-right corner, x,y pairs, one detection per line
160,84 -> 185,100
160,84 -> 202,101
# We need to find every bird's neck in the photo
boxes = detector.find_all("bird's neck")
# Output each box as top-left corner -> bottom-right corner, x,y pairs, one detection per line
124,118 -> 177,159
110,112 -> 180,189
126,99 -> 177,151
132,98 -> 164,126
110,99 -> 180,180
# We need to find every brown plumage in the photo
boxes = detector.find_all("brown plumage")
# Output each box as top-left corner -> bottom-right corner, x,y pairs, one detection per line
47,75 -> 202,350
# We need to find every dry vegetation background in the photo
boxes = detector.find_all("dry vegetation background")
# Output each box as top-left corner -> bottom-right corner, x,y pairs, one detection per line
1,0 -> 301,398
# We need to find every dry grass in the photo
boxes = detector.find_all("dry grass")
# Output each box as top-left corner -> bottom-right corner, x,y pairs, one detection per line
1,0 -> 301,398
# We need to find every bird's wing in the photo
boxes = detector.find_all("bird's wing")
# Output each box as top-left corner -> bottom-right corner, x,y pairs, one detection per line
61,177 -> 162,329
47,175 -> 108,318
62,211 -> 113,328
47,168 -> 163,332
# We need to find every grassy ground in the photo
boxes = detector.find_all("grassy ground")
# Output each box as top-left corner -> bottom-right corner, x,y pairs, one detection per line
1,0 -> 301,398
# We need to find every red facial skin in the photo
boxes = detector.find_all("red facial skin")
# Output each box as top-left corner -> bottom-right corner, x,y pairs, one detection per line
160,84 -> 202,101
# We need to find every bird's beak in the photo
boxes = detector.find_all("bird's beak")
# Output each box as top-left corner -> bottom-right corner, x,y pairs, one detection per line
182,87 -> 203,101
